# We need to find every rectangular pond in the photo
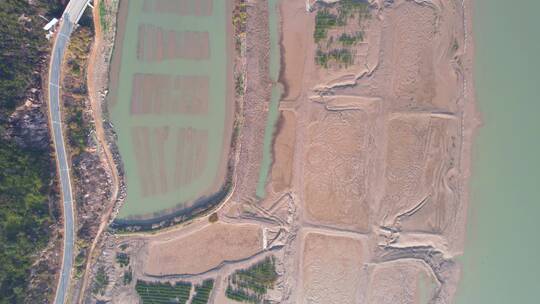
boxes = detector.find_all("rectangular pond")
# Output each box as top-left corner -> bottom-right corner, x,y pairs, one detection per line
108,0 -> 233,221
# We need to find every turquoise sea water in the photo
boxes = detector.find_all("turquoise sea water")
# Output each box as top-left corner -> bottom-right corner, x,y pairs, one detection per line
455,0 -> 540,303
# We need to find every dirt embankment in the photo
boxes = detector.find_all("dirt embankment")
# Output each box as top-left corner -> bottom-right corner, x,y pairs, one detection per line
232,0 -> 273,203
75,0 -> 124,301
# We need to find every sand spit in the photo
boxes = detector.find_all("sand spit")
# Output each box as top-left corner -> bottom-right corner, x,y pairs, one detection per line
85,0 -> 477,302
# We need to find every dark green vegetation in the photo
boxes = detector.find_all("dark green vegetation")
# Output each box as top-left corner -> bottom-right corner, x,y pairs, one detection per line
0,0 -> 67,302
123,268 -> 133,285
92,266 -> 109,295
135,280 -> 192,304
66,103 -> 88,155
116,252 -> 130,267
314,9 -> 338,43
64,26 -> 94,156
225,257 -> 279,303
192,279 -> 214,304
74,247 -> 88,278
0,140 -> 54,303
336,0 -> 370,25
316,48 -> 354,68
0,0 -> 61,121
313,0 -> 370,68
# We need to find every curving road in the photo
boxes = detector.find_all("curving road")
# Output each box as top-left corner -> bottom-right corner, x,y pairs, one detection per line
47,1 -> 91,303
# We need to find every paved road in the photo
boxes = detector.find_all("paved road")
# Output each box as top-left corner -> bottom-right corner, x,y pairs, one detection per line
48,1 -> 90,303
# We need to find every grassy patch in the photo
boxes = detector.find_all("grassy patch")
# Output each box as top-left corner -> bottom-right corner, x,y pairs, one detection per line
74,249 -> 88,278
123,268 -> 133,285
225,256 -> 278,303
99,0 -> 107,31
64,27 -> 93,156
135,280 -> 192,304
92,266 -> 109,295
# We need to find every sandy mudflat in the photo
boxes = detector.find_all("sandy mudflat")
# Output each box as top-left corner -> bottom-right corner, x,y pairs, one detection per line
91,0 -> 478,302
367,259 -> 439,304
300,232 -> 366,304
272,0 -> 478,302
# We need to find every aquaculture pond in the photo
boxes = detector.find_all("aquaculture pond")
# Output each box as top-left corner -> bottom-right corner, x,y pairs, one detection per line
108,0 -> 233,220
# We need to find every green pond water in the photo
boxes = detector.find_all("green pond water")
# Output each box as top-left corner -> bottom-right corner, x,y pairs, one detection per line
256,0 -> 282,198
109,0 -> 230,219
455,0 -> 540,303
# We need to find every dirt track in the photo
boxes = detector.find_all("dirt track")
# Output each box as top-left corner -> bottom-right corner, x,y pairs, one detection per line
78,0 -> 121,301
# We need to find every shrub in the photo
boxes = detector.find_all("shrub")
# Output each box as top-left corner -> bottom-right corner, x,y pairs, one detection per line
314,9 -> 338,43
116,252 -> 130,267
191,279 -> 214,304
225,256 -> 278,303
135,280 -> 192,304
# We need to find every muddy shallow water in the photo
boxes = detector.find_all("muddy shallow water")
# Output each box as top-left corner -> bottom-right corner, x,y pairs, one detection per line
256,0 -> 283,198
108,0 -> 233,220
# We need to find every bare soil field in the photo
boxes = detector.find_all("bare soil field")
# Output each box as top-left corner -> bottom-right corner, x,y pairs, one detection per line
303,105 -> 370,231
300,232 -> 366,304
269,110 -> 296,194
142,222 -> 262,275
279,0 -> 311,101
367,259 -> 439,304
